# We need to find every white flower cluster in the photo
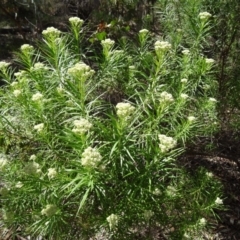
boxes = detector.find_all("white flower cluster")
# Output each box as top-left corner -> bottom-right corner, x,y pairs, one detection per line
187,116 -> 196,122
42,27 -> 61,38
69,17 -> 84,27
199,218 -> 207,226
181,78 -> 188,83
0,61 -> 10,70
199,12 -> 212,20
101,38 -> 115,48
31,62 -> 48,72
143,210 -> 154,221
81,147 -> 102,168
72,118 -> 92,134
180,93 -> 188,99
41,204 -> 58,217
11,81 -> 18,87
30,154 -> 37,161
116,102 -> 135,118
139,29 -> 149,34
158,134 -> 177,152
34,123 -> 44,132
32,92 -> 43,101
15,181 -> 23,188
0,156 -> 8,170
24,162 -> 41,175
106,214 -> 119,230
21,44 -> 34,53
205,58 -> 215,64
47,168 -> 57,179
14,70 -> 26,79
209,97 -> 217,102
215,197 -> 223,205
154,40 -> 171,51
13,89 -> 22,97
67,62 -> 94,79
159,91 -> 174,103
152,188 -> 162,196
182,49 -> 190,55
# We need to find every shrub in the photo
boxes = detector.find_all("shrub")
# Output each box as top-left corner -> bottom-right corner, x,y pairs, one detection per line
0,13 -> 223,239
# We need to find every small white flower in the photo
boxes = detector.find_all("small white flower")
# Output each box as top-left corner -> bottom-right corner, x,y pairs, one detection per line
81,147 -> 102,168
199,218 -> 207,226
10,81 -> 18,87
13,89 -> 22,97
106,214 -> 119,230
30,154 -> 37,161
205,58 -> 215,64
0,61 -> 10,70
101,38 -> 115,48
187,116 -> 196,122
139,29 -> 149,34
154,40 -> 171,51
47,168 -> 57,179
159,91 -> 174,103
69,17 -> 84,26
41,204 -> 58,217
199,12 -> 212,20
15,181 -> 23,188
182,49 -> 190,55
0,157 -> 8,170
42,27 -> 61,38
143,210 -> 154,221
181,78 -> 188,83
72,118 -> 92,134
21,44 -> 34,52
158,134 -> 177,152
215,197 -> 223,205
32,92 -> 43,101
206,172 -> 213,177
34,123 -> 44,132
209,97 -> 217,102
180,93 -> 188,99
116,102 -> 135,118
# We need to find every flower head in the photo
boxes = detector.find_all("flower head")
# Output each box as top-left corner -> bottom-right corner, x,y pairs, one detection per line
181,78 -> 188,83
13,89 -> 22,97
187,116 -> 196,122
205,58 -> 215,64
42,27 -> 61,38
160,91 -> 174,103
72,118 -> 92,134
215,197 -> 223,205
0,61 -> 10,70
67,62 -> 93,80
41,204 -> 58,217
30,154 -> 37,161
154,41 -> 171,51
15,181 -> 23,188
47,168 -> 57,179
106,214 -> 119,230
158,134 -> 177,152
180,93 -> 188,99
69,17 -> 84,27
199,12 -> 212,20
101,38 -> 115,48
116,102 -> 135,118
34,123 -> 44,132
199,218 -> 207,226
81,147 -> 102,168
209,97 -> 217,102
182,49 -> 190,55
32,92 -> 43,101
20,44 -> 34,53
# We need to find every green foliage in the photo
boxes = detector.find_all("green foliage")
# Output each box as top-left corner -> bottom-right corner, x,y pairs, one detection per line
0,6 -> 224,240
